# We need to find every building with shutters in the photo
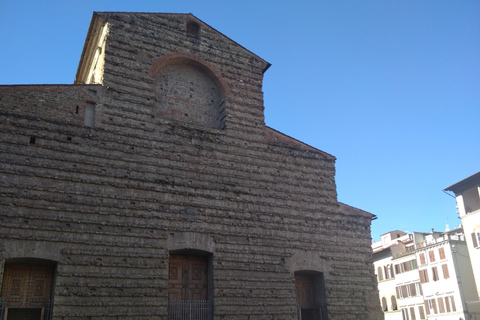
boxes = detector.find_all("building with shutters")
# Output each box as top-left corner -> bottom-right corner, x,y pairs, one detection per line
0,12 -> 383,320
444,171 -> 480,318
373,228 -> 480,320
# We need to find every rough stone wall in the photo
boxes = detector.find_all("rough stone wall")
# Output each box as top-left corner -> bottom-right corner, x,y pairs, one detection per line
0,12 -> 382,320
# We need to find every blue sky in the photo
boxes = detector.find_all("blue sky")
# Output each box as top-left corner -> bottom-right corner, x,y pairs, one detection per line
1,0 -> 479,241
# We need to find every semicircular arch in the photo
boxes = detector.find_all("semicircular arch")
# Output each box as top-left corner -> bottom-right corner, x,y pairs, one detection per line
150,53 -> 229,129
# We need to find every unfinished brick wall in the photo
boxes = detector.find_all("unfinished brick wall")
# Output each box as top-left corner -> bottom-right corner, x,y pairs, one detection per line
0,12 -> 382,320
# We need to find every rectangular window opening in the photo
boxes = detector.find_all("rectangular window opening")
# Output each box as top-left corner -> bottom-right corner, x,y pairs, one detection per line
84,103 -> 96,127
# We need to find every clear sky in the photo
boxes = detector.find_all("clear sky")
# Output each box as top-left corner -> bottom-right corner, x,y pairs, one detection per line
1,0 -> 479,242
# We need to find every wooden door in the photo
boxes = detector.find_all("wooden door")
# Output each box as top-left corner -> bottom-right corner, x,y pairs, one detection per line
168,255 -> 208,301
1,262 -> 54,320
295,274 -> 322,320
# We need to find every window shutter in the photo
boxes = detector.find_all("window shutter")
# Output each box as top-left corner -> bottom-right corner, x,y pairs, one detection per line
444,297 -> 451,313
432,299 -> 437,314
451,296 -> 456,311
419,270 -> 425,283
410,307 -> 417,320
419,253 -> 426,265
438,247 -> 446,260
418,306 -> 426,319
401,285 -> 408,297
424,301 -> 430,315
432,267 -> 438,281
442,264 -> 449,279
428,250 -> 435,262
472,232 -> 479,248
437,298 -> 445,313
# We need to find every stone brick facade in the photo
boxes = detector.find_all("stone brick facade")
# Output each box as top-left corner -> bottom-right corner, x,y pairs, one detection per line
0,12 -> 383,320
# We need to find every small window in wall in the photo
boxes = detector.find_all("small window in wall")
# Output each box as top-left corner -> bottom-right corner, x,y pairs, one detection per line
428,250 -> 435,263
186,21 -> 200,39
294,271 -> 328,320
168,252 -> 212,320
84,103 -> 96,127
1,259 -> 56,320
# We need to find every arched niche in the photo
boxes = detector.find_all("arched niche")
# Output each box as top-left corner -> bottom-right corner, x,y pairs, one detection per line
150,54 -> 228,130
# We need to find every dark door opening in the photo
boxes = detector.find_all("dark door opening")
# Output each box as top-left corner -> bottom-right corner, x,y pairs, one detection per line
1,260 -> 55,320
295,271 -> 328,320
168,253 -> 211,320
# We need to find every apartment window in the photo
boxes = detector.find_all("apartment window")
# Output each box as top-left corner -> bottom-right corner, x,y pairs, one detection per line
391,296 -> 397,310
441,264 -> 450,279
418,306 -> 426,319
428,250 -> 435,263
419,269 -> 429,283
394,259 -> 418,275
402,308 -> 410,320
409,283 -> 417,296
445,296 -> 456,312
396,286 -> 402,299
384,265 -> 393,279
168,252 -> 212,320
419,253 -> 426,265
438,247 -> 446,260
382,297 -> 388,312
432,267 -> 439,281
410,307 -> 416,320
395,264 -> 401,275
396,282 -> 421,299
472,230 -> 480,248
377,267 -> 384,281
294,271 -> 327,320
427,299 -> 437,314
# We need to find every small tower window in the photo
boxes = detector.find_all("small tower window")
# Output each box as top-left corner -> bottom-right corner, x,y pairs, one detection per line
186,21 -> 200,39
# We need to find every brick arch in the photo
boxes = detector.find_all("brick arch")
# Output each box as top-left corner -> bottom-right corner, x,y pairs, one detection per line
150,53 -> 229,130
2,239 -> 62,262
285,251 -> 332,274
167,232 -> 216,253
149,52 -> 230,95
